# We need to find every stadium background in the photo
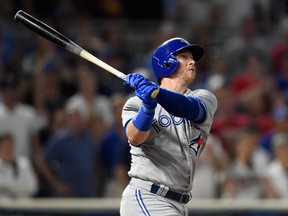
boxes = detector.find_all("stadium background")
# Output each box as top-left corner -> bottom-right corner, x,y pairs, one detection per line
0,0 -> 288,215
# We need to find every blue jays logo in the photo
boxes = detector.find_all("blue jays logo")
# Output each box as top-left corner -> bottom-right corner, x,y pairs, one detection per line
189,134 -> 203,156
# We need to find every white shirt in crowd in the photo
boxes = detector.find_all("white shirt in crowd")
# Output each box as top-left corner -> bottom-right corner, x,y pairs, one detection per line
266,160 -> 288,199
66,93 -> 113,126
0,157 -> 38,199
0,103 -> 42,158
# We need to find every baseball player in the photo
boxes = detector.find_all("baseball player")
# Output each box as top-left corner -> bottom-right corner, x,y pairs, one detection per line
120,37 -> 217,216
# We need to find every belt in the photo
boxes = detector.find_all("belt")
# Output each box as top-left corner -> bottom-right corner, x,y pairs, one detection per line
130,178 -> 191,204
150,184 -> 191,204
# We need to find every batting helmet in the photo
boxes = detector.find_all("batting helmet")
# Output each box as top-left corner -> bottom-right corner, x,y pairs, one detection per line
152,37 -> 204,82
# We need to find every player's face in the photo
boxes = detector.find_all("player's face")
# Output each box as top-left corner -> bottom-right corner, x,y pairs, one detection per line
173,50 -> 196,85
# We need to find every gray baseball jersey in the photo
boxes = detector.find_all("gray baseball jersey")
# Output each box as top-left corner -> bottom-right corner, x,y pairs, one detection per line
122,88 -> 217,193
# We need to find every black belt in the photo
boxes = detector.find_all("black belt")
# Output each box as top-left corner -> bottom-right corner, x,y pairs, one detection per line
150,184 -> 191,204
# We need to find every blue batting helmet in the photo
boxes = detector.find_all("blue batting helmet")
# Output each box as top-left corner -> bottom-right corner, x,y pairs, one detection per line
152,37 -> 204,82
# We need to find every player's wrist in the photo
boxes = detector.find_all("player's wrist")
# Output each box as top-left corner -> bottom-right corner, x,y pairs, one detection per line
132,105 -> 155,131
142,101 -> 156,113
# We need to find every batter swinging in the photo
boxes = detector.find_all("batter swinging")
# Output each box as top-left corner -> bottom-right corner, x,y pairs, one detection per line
120,37 -> 218,216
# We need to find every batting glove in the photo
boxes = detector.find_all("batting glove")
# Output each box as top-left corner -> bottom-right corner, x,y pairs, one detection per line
135,81 -> 158,110
124,73 -> 147,90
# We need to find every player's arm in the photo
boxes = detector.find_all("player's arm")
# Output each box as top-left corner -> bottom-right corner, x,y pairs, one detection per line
126,122 -> 150,146
157,88 -> 207,123
124,74 -> 158,146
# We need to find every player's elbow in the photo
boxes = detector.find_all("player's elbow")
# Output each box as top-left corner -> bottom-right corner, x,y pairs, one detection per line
126,122 -> 150,146
127,135 -> 146,146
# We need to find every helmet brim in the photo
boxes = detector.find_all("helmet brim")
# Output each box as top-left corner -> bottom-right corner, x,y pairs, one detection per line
174,44 -> 204,62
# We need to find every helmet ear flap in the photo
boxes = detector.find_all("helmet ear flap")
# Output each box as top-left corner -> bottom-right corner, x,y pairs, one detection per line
152,55 -> 178,82
162,55 -> 177,69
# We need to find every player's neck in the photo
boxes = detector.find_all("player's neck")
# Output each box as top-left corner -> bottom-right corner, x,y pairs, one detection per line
160,78 -> 188,94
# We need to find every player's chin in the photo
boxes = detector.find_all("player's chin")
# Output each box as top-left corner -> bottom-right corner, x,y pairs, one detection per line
187,72 -> 196,82
185,77 -> 195,85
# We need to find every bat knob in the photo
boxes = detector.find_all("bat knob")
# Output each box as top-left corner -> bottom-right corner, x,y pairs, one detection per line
151,87 -> 159,99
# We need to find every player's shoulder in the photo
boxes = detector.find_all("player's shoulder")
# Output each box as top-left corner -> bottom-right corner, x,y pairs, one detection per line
188,89 -> 217,111
188,89 -> 216,100
187,89 -> 217,106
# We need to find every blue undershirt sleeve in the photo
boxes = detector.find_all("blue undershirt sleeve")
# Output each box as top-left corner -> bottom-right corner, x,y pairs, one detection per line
157,88 -> 206,123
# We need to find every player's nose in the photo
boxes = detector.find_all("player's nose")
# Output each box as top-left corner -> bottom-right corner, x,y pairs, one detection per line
188,58 -> 195,65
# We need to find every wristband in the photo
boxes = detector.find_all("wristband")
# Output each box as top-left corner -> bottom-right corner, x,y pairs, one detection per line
141,102 -> 156,114
132,105 -> 155,131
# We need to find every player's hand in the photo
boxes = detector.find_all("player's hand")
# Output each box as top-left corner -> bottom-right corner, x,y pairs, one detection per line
124,73 -> 159,109
124,73 -> 147,90
135,82 -> 158,109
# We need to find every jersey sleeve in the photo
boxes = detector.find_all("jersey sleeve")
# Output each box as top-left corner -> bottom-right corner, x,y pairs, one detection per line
121,96 -> 142,130
191,89 -> 218,134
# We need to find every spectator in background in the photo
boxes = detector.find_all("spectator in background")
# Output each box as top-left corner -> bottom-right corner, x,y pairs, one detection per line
208,3 -> 230,48
247,124 -> 271,177
37,106 -> 66,148
97,23 -> 129,95
221,127 -> 267,199
115,142 -> 131,191
21,36 -> 58,76
99,93 -> 128,197
36,61 -> 65,113
270,17 -> 288,73
0,133 -> 38,199
211,86 -> 249,153
34,106 -> 66,197
222,0 -> 270,30
229,54 -> 270,96
263,133 -> 288,199
239,86 -> 274,134
274,50 -> 288,101
192,134 -> 227,199
224,16 -> 270,77
262,105 -> 288,154
56,63 -> 78,100
25,60 -> 64,128
35,103 -> 100,197
204,54 -> 227,92
66,65 -> 113,129
0,73 -> 43,160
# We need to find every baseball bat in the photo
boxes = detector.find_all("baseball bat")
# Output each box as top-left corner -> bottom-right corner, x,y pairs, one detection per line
14,10 -> 159,98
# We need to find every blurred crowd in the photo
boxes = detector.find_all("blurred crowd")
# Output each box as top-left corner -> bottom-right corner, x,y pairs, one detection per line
0,0 -> 288,201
